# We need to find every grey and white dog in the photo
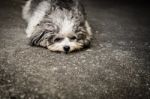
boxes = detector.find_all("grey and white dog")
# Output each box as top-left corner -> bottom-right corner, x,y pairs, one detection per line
22,0 -> 92,53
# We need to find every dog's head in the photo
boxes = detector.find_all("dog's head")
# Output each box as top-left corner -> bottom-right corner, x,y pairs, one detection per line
29,9 -> 92,53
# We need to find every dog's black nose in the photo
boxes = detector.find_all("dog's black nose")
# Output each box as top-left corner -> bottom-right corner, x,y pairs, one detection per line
63,46 -> 70,53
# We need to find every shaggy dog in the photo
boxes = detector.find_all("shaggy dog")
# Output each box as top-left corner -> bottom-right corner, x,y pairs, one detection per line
22,0 -> 92,53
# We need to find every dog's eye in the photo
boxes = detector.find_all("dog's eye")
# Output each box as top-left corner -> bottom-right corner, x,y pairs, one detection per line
70,36 -> 77,41
54,37 -> 63,42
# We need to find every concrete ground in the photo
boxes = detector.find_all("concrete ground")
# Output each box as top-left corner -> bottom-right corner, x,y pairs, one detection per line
0,0 -> 150,99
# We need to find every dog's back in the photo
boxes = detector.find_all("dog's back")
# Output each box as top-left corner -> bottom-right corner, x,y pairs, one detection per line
22,0 -> 84,22
22,0 -> 85,37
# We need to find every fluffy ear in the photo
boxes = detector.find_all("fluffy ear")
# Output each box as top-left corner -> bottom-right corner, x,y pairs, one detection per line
77,33 -> 91,48
29,31 -> 48,47
83,39 -> 91,48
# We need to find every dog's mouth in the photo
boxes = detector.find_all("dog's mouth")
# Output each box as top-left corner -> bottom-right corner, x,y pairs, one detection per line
47,43 -> 84,54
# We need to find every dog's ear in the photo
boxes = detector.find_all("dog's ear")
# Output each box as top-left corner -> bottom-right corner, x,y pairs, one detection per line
77,33 -> 91,48
29,31 -> 47,47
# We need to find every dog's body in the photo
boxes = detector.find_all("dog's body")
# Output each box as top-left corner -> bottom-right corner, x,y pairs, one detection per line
22,0 -> 92,53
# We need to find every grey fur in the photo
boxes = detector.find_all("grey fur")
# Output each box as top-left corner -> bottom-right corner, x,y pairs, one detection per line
23,0 -> 92,52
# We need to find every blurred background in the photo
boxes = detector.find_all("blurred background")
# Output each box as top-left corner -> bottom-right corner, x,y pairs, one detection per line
0,0 -> 150,99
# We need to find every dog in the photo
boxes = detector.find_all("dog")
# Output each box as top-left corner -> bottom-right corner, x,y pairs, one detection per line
22,0 -> 93,53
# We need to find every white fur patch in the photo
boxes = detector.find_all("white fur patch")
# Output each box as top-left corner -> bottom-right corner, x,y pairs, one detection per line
48,9 -> 75,35
24,1 -> 50,38
22,0 -> 32,22
60,18 -> 74,35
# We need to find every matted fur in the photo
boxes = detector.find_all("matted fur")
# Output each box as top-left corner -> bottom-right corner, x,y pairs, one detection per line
22,0 -> 92,53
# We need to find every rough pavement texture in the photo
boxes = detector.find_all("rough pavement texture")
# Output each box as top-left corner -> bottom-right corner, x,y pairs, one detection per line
0,0 -> 150,99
